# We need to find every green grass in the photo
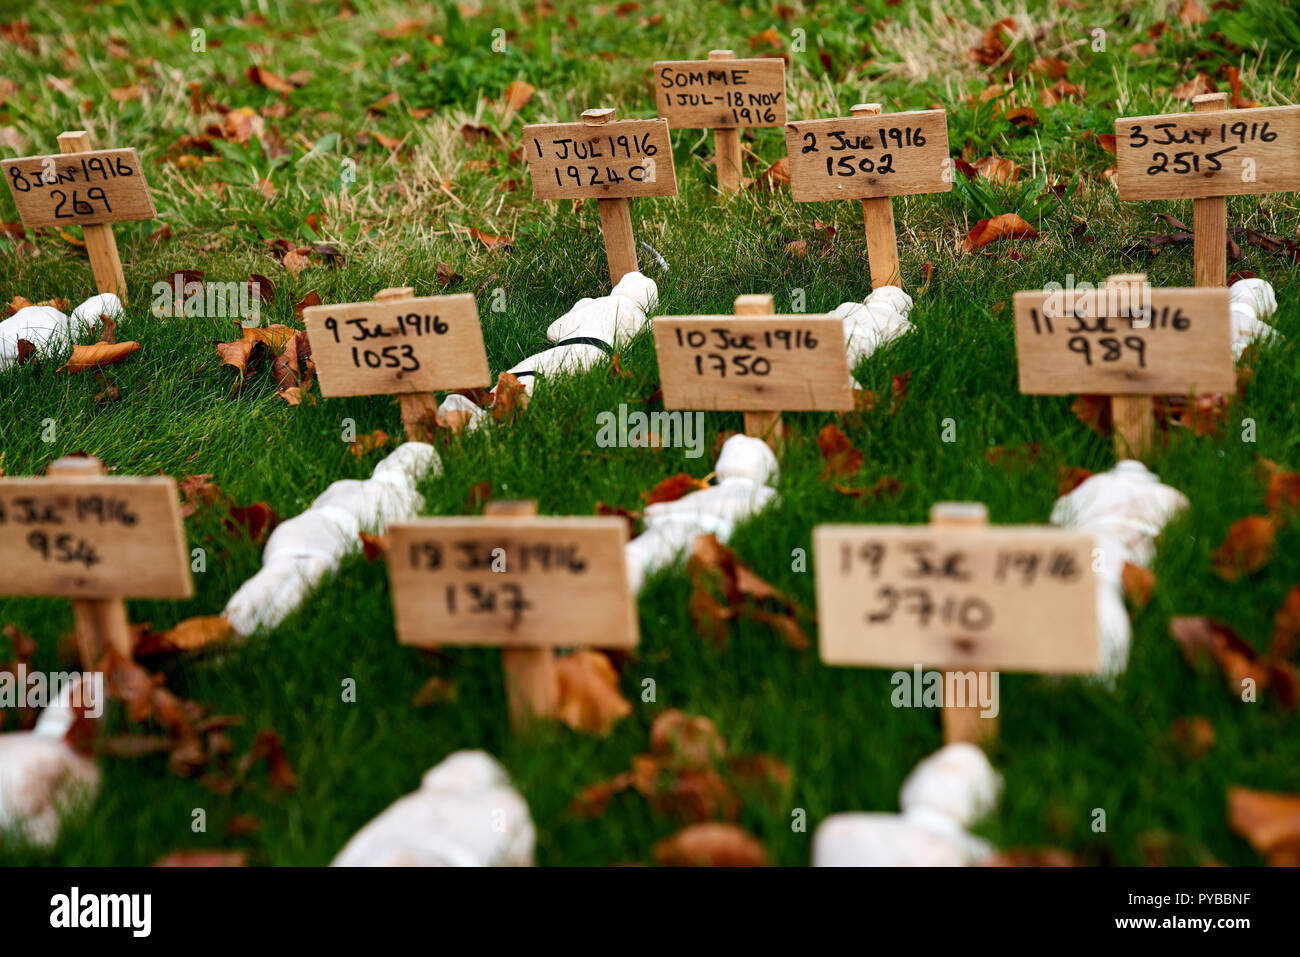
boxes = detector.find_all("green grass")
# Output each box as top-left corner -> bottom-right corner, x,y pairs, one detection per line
2,0 -> 1300,866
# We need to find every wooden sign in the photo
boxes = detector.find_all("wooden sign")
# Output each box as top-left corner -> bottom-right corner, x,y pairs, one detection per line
0,457 -> 192,665
653,293 -> 852,448
2,132 -> 155,302
785,105 -> 951,289
387,503 -> 638,731
1115,95 -> 1300,287
303,287 -> 490,439
814,502 -> 1099,743
387,515 -> 637,649
653,51 -> 786,193
522,108 -> 678,284
1013,274 -> 1232,457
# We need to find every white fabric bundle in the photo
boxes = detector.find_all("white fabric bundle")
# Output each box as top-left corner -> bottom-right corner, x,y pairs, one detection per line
0,293 -> 123,371
813,743 -> 1001,866
223,442 -> 441,636
331,750 -> 534,867
833,285 -> 915,384
1050,460 -> 1189,675
439,272 -> 659,430
624,434 -> 778,593
0,677 -> 99,848
1229,276 -> 1279,360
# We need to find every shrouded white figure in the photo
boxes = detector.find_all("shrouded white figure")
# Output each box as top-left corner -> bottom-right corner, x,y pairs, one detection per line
1050,460 -> 1189,675
223,442 -> 441,636
1228,276 -> 1279,359
0,293 -> 122,370
331,750 -> 535,867
833,285 -> 915,385
624,434 -> 779,593
0,676 -> 100,848
813,743 -> 1001,866
438,272 -> 659,430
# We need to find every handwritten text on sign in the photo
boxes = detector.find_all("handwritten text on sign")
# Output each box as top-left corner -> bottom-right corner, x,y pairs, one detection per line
814,526 -> 1098,673
784,110 -> 952,202
2,148 -> 156,227
1013,287 -> 1233,395
1115,105 -> 1300,200
0,477 -> 192,599
387,517 -> 638,648
302,293 -> 490,398
653,316 -> 853,411
522,119 -> 677,200
653,58 -> 786,129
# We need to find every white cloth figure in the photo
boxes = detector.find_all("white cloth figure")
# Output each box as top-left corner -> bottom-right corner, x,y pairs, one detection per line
0,676 -> 100,848
813,743 -> 1001,866
1050,460 -> 1189,675
624,434 -> 779,593
832,285 -> 914,386
438,272 -> 659,431
0,293 -> 122,371
223,442 -> 441,636
331,750 -> 535,867
1228,276 -> 1279,360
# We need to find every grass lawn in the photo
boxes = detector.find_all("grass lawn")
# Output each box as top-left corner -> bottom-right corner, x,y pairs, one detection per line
2,0 -> 1300,866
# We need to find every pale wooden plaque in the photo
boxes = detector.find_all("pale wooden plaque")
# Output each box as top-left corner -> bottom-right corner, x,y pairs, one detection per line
784,110 -> 952,202
814,525 -> 1098,673
653,58 -> 787,129
303,293 -> 491,398
522,119 -> 678,200
0,476 -> 192,599
2,148 -> 156,227
653,316 -> 853,411
387,517 -> 639,649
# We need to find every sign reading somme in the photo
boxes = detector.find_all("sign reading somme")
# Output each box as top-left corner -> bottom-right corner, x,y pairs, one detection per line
0,476 -> 192,599
653,58 -> 786,129
303,293 -> 490,397
387,517 -> 639,648
784,109 -> 951,202
1115,104 -> 1300,200
653,316 -> 853,411
2,148 -> 155,227
1013,286 -> 1234,395
814,525 -> 1098,673
522,118 -> 677,200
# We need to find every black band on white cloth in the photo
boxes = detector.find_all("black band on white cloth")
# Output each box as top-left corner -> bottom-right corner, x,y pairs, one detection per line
555,335 -> 614,354
511,370 -> 536,379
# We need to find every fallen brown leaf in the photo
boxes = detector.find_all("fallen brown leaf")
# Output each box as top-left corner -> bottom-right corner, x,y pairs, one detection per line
654,823 -> 768,866
59,340 -> 140,373
1210,515 -> 1278,581
555,650 -> 632,735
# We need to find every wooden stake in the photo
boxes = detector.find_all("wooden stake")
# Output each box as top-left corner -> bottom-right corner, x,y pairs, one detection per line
848,104 -> 902,290
1191,93 -> 1229,288
1106,274 -> 1155,459
57,131 -> 128,304
46,456 -> 134,666
732,293 -> 785,450
929,502 -> 998,746
583,108 -> 641,285
370,286 -> 438,441
485,499 -> 560,731
709,50 -> 743,194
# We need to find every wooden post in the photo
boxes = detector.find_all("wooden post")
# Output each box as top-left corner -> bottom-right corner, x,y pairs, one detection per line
733,293 -> 784,450
929,501 -> 998,746
848,104 -> 902,290
1191,92 -> 1229,289
369,286 -> 439,441
57,131 -> 128,304
709,50 -> 743,194
583,108 -> 640,285
46,456 -> 134,666
485,499 -> 560,731
1106,274 -> 1155,459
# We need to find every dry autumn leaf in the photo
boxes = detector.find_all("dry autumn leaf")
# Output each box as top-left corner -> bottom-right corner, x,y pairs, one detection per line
59,340 -> 141,373
817,424 -> 864,480
490,371 -> 529,422
653,823 -> 768,866
643,472 -> 710,505
1210,515 -> 1278,581
962,213 -> 1037,253
1121,562 -> 1155,609
555,650 -> 633,735
1226,787 -> 1300,865
135,616 -> 233,656
502,79 -> 536,110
